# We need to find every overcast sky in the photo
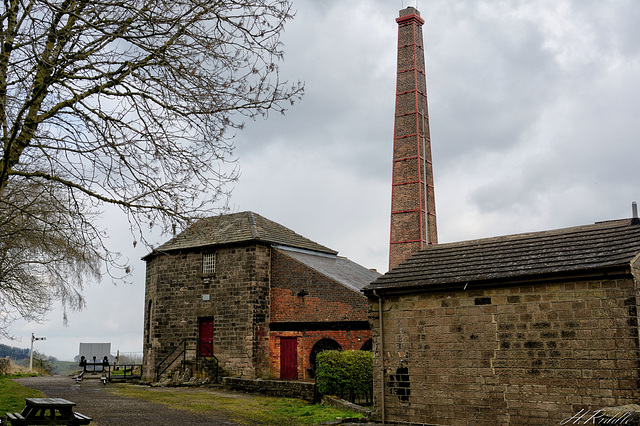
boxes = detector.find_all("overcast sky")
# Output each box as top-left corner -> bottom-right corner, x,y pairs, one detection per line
3,0 -> 640,361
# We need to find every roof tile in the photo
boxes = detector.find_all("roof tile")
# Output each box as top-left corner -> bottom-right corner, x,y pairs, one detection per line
148,211 -> 337,256
366,218 -> 640,292
276,247 -> 381,293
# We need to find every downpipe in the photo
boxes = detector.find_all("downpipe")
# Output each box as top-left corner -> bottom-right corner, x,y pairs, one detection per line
373,290 -> 386,424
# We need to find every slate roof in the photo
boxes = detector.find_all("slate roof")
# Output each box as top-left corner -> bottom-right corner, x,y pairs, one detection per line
276,247 -> 381,293
147,211 -> 337,257
365,218 -> 640,294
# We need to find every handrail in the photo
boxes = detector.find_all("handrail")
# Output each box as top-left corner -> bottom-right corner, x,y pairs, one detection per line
107,364 -> 142,380
195,338 -> 219,383
156,338 -> 189,381
155,338 -> 219,382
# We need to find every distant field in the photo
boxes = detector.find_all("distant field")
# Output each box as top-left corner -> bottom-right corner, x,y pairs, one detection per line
53,361 -> 81,376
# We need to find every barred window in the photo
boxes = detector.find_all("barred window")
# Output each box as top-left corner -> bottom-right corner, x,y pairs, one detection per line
203,252 -> 215,274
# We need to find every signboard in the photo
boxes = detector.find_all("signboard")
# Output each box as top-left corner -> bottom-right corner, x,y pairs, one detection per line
78,343 -> 111,361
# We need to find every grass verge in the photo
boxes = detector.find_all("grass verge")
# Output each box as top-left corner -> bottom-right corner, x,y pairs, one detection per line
0,373 -> 44,415
108,384 -> 364,425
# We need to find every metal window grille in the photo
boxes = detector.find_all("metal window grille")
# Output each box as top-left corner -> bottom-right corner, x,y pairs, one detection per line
203,252 -> 215,274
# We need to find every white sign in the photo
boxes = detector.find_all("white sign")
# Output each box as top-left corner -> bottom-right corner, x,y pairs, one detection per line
78,342 -> 111,360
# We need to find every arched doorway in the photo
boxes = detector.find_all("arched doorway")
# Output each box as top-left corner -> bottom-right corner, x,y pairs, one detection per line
309,338 -> 342,376
360,338 -> 372,352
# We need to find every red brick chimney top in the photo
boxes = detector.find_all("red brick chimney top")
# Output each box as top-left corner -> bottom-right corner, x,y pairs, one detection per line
396,7 -> 425,26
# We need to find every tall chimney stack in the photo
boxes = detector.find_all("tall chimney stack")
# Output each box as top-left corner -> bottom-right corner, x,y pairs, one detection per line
389,6 -> 437,270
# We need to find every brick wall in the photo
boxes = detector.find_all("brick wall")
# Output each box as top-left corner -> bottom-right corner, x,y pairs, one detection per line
270,249 -> 369,323
369,278 -> 640,425
269,249 -> 372,379
269,330 -> 372,380
143,243 -> 271,380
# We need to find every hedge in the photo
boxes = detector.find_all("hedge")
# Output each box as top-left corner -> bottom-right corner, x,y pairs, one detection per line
315,350 -> 372,402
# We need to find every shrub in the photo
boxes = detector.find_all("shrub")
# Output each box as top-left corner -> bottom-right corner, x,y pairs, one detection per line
315,350 -> 372,402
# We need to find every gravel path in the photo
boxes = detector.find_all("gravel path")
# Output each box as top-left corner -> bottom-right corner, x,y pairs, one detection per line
13,376 -> 240,426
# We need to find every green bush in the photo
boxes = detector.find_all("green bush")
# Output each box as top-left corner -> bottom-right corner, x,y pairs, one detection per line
315,350 -> 372,402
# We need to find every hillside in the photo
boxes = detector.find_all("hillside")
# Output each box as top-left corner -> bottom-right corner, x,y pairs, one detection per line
0,344 -> 29,361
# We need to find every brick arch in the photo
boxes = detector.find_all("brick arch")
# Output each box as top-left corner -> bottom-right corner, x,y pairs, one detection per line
309,338 -> 342,372
360,338 -> 372,352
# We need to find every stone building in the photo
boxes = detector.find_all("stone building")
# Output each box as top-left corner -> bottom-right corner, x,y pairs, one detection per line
142,211 -> 378,382
364,217 -> 640,424
364,5 -> 640,424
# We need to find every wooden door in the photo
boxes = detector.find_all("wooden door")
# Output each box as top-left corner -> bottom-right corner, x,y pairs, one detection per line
280,337 -> 298,380
198,317 -> 214,357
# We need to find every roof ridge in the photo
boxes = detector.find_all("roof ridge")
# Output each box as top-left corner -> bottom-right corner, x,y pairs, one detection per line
247,211 -> 260,239
145,210 -> 338,257
430,218 -> 635,249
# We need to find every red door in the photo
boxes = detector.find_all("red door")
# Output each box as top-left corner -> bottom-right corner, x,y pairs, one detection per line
280,337 -> 298,380
198,317 -> 214,357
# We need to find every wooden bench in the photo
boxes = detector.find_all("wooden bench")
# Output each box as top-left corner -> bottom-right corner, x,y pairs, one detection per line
6,412 -> 26,425
5,410 -> 92,425
7,398 -> 93,425
73,412 -> 92,425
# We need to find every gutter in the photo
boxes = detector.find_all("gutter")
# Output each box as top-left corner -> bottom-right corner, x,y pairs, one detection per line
365,265 -> 634,298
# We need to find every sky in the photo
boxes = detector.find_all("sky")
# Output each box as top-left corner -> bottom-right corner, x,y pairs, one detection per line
3,0 -> 640,361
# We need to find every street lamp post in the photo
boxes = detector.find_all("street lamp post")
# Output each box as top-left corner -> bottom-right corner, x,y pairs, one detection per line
29,333 -> 46,370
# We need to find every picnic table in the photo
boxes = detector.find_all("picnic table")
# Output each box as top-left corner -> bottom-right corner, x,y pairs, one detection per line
5,398 -> 92,425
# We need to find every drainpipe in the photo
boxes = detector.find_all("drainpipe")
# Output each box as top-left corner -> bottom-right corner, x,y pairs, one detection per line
373,290 -> 386,424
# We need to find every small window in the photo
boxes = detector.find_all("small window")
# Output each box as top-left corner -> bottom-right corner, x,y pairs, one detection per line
203,252 -> 215,274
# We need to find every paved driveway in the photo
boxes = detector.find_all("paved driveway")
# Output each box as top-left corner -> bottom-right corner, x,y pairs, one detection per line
13,376 -> 239,426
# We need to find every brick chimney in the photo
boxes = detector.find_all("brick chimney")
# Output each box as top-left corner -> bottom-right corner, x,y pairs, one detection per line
389,6 -> 437,270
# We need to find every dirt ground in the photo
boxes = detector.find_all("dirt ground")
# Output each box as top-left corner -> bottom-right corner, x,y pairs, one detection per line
12,375 -> 240,426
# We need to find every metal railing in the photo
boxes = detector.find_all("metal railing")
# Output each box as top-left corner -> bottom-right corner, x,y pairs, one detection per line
75,360 -> 142,384
109,364 -> 142,380
155,338 -> 219,382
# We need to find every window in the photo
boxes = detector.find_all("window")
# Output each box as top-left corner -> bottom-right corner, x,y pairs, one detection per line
202,252 -> 215,274
145,299 -> 153,344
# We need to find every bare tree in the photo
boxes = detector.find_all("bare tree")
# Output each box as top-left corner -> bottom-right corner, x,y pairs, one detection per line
0,179 -> 104,334
0,0 -> 303,329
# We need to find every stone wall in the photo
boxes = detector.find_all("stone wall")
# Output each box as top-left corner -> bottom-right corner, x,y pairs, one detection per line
143,243 -> 271,381
369,278 -> 640,425
223,377 -> 316,402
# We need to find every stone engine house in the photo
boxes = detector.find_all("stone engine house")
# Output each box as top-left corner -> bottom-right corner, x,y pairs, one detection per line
365,217 -> 640,425
364,5 -> 640,425
142,211 -> 378,381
